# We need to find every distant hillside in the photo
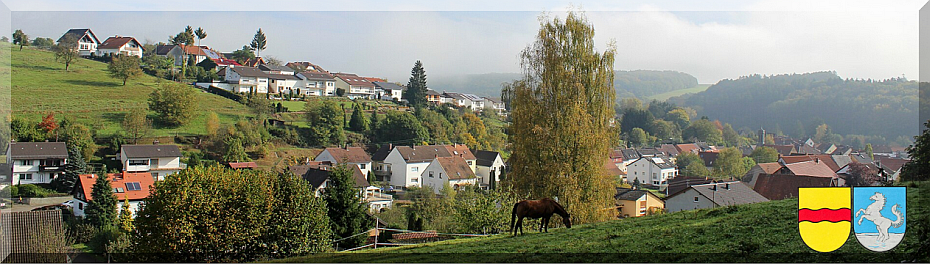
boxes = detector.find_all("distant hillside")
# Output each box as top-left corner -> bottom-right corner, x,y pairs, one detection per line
430,70 -> 699,100
10,47 -> 251,137
670,71 -> 918,143
275,182 -> 926,263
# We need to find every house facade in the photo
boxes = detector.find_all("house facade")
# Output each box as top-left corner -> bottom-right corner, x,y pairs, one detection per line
626,156 -> 678,187
421,156 -> 478,194
120,144 -> 184,181
58,29 -> 100,56
155,44 -> 210,66
373,82 -> 405,101
72,172 -> 154,217
96,36 -> 144,58
296,71 -> 337,96
7,142 -> 68,185
315,147 -> 373,178
614,188 -> 665,218
474,150 -> 505,188
223,66 -> 270,93
333,73 -> 377,99
382,145 -> 454,188
665,182 -> 768,213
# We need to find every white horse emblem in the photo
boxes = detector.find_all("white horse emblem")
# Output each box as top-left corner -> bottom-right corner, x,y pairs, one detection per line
855,192 -> 904,243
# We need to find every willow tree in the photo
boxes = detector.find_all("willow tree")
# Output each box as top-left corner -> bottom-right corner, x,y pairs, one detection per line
503,11 -> 618,224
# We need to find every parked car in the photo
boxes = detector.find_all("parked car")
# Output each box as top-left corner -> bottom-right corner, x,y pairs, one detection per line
61,200 -> 74,208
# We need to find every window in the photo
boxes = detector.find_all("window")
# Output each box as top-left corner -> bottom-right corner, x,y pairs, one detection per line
411,178 -> 418,183
114,187 -> 125,193
125,182 -> 142,191
467,161 -> 473,166
439,173 -> 442,179
21,160 -> 33,166
429,171 -> 434,178
693,196 -> 699,202
19,174 -> 33,180
150,159 -> 159,165
359,164 -> 366,169
411,167 -> 419,172
129,159 -> 149,166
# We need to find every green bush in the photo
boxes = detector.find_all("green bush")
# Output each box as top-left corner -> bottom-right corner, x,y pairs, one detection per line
13,184 -> 61,198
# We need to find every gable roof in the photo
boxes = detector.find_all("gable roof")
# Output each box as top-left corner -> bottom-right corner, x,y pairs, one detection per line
333,73 -> 376,87
877,157 -> 909,172
435,156 -> 476,180
286,61 -> 327,72
604,159 -> 625,176
288,161 -> 333,177
322,147 -> 372,163
656,144 -> 680,156
665,177 -> 716,196
752,174 -> 834,200
765,144 -> 795,156
474,150 -> 502,167
426,89 -> 441,96
121,144 -> 182,158
228,162 -> 258,169
97,36 -> 143,50
371,144 -> 394,162
633,156 -> 676,169
242,57 -> 265,67
299,71 -> 335,81
396,145 -> 454,163
155,44 -> 176,56
850,153 -> 874,164
675,143 -> 699,154
699,151 -> 719,167
300,166 -> 368,190
230,66 -> 272,78
673,181 -> 769,207
258,64 -> 295,73
8,142 -> 68,159
58,28 -> 100,44
780,155 -> 841,172
615,188 -> 656,201
77,172 -> 155,202
444,144 -> 476,160
783,160 -> 838,178
373,82 -> 406,91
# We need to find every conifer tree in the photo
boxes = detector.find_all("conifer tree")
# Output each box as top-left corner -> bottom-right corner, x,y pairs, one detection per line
86,175 -> 118,228
348,104 -> 370,132
51,145 -> 86,193
403,61 -> 428,107
324,164 -> 372,249
250,28 -> 267,57
117,197 -> 134,233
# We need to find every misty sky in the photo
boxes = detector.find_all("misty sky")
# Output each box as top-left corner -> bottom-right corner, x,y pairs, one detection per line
1,0 -> 925,83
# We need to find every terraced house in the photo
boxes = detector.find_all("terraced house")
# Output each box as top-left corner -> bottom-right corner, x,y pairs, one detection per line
6,142 -> 68,185
333,73 -> 377,99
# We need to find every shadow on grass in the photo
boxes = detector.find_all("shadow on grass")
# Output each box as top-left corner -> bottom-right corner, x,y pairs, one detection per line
64,79 -> 118,87
14,64 -> 60,71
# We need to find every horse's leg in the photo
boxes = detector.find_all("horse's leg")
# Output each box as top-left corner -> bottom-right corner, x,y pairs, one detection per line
517,217 -> 524,235
544,217 -> 550,232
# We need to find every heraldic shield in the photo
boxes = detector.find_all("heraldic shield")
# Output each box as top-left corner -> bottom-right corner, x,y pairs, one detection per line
799,187 -> 851,252
853,187 -> 906,252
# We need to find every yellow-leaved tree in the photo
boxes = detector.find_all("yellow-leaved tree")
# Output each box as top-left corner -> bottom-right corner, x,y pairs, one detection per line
503,11 -> 618,224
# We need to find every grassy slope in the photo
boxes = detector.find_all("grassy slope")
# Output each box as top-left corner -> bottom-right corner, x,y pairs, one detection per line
645,84 -> 711,102
11,47 -> 250,137
278,183 -> 926,263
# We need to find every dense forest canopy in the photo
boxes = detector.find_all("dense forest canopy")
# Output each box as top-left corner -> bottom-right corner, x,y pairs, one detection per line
671,71 -> 918,145
433,70 -> 698,99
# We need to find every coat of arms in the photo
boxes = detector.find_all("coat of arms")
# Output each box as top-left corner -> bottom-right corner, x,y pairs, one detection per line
853,187 -> 906,252
798,187 -> 851,252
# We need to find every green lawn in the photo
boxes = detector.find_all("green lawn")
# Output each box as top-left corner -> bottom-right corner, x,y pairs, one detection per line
11,47 -> 251,137
645,84 -> 711,101
280,100 -> 307,112
275,182 -> 927,263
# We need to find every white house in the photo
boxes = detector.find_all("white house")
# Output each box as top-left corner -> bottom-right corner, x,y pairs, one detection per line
626,156 -> 678,187
258,64 -> 300,94
664,182 -> 768,213
296,71 -> 337,96
333,73 -> 377,99
58,28 -> 100,56
7,142 -> 68,185
483,97 -> 506,115
373,82 -> 405,101
71,172 -> 154,217
381,144 -> 475,188
154,44 -> 210,66
473,149 -> 505,189
120,144 -> 184,181
315,147 -> 373,178
223,66 -> 270,93
421,156 -> 479,194
95,36 -> 144,58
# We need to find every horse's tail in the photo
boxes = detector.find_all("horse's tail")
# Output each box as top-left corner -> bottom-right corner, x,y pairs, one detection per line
510,202 -> 519,233
891,204 -> 905,228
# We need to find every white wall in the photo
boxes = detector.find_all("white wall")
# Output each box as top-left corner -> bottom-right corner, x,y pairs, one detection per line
421,159 -> 446,194
665,188 -> 716,213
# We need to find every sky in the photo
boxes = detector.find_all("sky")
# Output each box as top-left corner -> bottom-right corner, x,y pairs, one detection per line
0,0 -> 925,83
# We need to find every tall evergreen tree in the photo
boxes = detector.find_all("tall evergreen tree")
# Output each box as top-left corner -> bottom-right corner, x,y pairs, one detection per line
503,11 -> 618,223
403,60 -> 428,107
52,145 -> 86,193
348,104 -> 370,132
117,197 -> 135,233
86,174 -> 118,228
194,27 -> 207,47
250,28 -> 267,57
170,26 -> 196,78
324,164 -> 372,249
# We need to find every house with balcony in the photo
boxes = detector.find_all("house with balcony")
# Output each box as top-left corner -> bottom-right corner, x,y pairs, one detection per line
296,71 -> 337,96
58,28 -> 100,57
426,90 -> 442,104
443,92 -> 486,111
72,172 -> 154,217
381,144 -> 476,188
483,97 -> 506,115
95,36 -> 144,58
7,142 -> 68,185
373,82 -> 405,101
315,147 -> 373,178
222,66 -> 271,93
119,144 -> 184,181
333,73 -> 377,99
627,156 -> 678,188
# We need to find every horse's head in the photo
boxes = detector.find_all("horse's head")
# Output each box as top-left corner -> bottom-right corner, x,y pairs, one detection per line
870,192 -> 885,202
562,214 -> 572,228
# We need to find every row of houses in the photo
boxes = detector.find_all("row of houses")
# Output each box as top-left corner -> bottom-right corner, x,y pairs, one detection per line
59,28 -> 144,58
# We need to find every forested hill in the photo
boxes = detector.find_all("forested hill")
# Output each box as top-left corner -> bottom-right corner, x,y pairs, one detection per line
670,71 -> 918,143
430,70 -> 699,99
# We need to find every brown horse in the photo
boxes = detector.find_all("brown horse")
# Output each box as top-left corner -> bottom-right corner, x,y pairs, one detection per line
510,198 -> 571,236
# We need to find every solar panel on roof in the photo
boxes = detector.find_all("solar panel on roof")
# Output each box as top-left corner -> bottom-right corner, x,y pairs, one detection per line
125,182 -> 141,191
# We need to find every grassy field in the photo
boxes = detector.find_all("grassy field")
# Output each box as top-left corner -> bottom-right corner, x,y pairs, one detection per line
645,84 -> 711,102
276,182 -> 927,263
11,47 -> 251,137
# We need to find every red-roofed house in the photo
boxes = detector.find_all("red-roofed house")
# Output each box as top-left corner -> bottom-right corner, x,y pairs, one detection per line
675,143 -> 699,155
96,36 -> 144,58
315,147 -> 373,177
753,173 -> 835,200
155,44 -> 210,66
71,172 -> 155,217
333,73 -> 377,99
228,162 -> 258,170
421,156 -> 478,194
779,155 -> 841,172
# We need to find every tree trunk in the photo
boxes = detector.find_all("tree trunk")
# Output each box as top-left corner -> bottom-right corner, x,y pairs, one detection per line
65,62 -> 70,71
123,78 -> 127,86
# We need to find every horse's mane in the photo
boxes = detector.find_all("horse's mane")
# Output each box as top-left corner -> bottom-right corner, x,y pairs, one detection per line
547,199 -> 569,216
871,192 -> 886,211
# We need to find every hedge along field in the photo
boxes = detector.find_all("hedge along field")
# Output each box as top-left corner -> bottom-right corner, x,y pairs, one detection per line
11,47 -> 251,137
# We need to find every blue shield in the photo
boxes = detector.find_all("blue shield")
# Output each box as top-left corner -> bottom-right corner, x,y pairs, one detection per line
853,187 -> 906,252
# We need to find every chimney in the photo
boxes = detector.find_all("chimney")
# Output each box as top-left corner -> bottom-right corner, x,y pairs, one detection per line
815,158 -> 820,164
725,183 -> 730,190
388,143 -> 393,149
